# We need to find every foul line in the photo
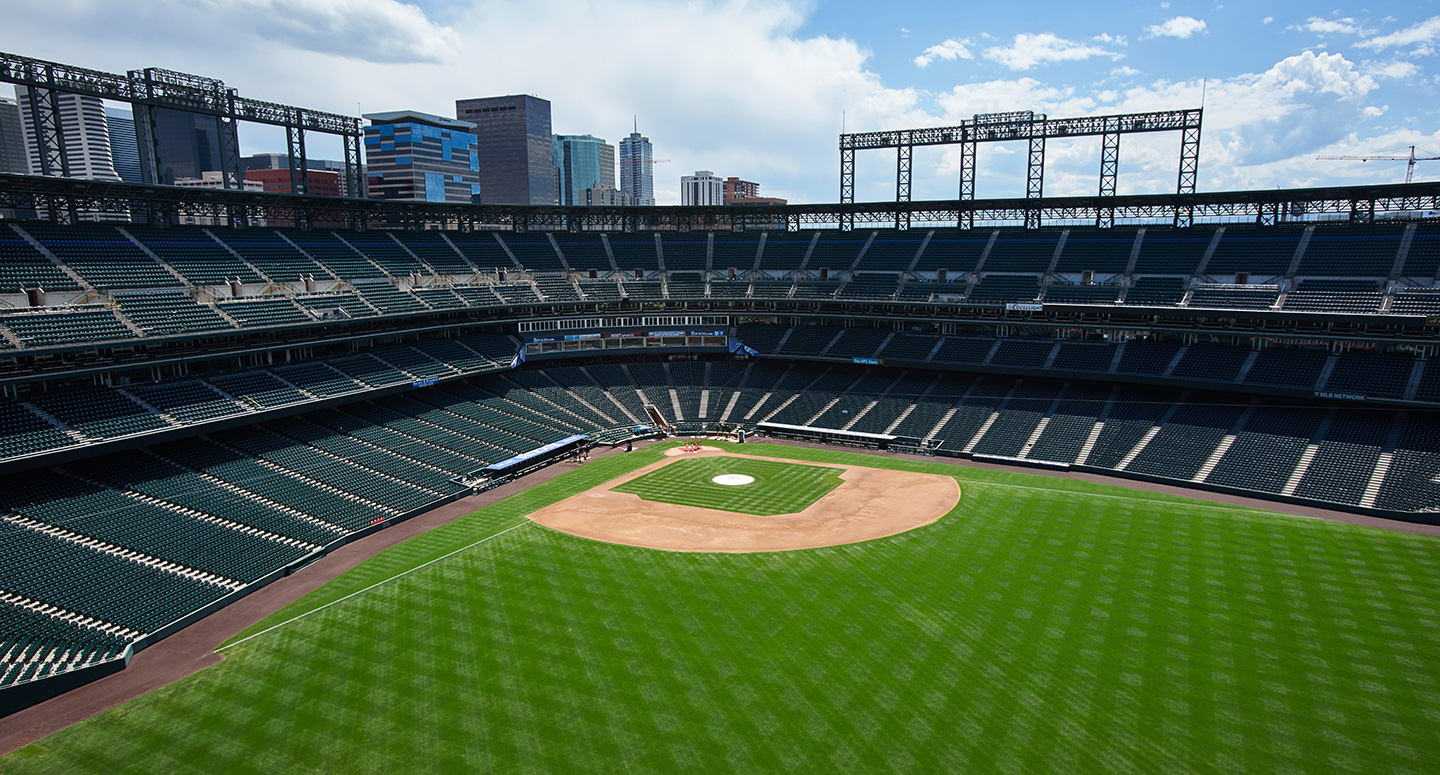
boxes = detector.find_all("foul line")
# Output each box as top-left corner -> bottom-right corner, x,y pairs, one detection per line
217,520 -> 533,652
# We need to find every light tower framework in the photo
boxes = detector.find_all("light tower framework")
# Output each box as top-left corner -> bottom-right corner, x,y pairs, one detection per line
839,107 -> 1203,229
0,51 -> 366,225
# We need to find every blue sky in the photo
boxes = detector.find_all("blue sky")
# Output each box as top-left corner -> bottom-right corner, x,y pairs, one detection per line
2,0 -> 1439,204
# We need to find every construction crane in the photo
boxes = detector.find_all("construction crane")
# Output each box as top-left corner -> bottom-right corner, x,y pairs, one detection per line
1316,145 -> 1440,183
619,158 -> 671,166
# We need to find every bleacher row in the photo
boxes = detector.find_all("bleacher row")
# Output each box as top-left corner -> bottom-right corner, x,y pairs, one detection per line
553,356 -> 1437,520
734,323 -> 1431,402
0,363 -> 651,691
4,352 -> 1438,692
3,220 -> 1440,351
0,333 -> 519,461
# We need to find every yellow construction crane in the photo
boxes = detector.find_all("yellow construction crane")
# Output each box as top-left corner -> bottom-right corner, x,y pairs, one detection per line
1316,145 -> 1440,183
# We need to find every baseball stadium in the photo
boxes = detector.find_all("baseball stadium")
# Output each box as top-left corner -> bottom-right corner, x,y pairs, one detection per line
0,51 -> 1439,774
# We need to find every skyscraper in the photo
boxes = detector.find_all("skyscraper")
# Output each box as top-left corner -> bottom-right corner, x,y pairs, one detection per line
552,134 -> 616,206
619,128 -> 655,207
145,108 -> 226,185
681,171 -> 723,206
0,97 -> 25,174
14,86 -> 121,181
104,107 -> 143,184
362,110 -> 479,203
455,95 -> 555,205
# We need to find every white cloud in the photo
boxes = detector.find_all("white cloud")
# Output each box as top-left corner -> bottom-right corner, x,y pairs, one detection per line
198,0 -> 462,63
1111,65 -> 1142,76
1359,16 -> 1440,51
981,33 -> 1123,71
1263,16 -> 1274,25
914,39 -> 973,68
1146,16 -> 1207,39
1,0 -> 943,203
0,3 -> 1420,201
1364,105 -> 1388,117
1371,61 -> 1419,79
1295,17 -> 1369,36
1093,33 -> 1128,46
921,50 -> 1385,196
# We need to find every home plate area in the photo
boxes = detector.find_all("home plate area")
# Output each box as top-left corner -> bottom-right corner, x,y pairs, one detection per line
527,446 -> 960,552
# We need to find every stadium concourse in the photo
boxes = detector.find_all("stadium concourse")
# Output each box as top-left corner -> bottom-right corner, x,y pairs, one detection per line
2,177 -> 1440,722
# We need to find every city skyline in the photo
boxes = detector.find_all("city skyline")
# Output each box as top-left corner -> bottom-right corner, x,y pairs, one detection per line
0,1 -> 1437,204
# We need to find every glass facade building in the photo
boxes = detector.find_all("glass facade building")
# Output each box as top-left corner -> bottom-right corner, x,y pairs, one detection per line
619,131 -> 655,206
455,95 -> 555,205
0,97 -> 26,175
104,107 -> 143,184
552,134 -> 616,206
362,111 -> 479,203
146,108 -> 225,185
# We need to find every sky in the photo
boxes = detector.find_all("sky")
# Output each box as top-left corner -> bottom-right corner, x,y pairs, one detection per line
1,0 -> 1439,205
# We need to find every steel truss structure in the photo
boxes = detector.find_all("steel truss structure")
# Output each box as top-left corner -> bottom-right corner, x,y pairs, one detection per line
0,52 -> 364,202
3,173 -> 1437,234
840,108 -> 1204,229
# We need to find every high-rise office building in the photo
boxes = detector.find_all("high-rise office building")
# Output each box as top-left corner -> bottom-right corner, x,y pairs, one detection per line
0,97 -> 26,175
618,129 -> 655,206
552,134 -> 615,206
14,87 -> 121,181
681,170 -> 723,206
145,108 -> 227,185
104,107 -> 143,184
455,95 -> 554,205
362,110 -> 479,203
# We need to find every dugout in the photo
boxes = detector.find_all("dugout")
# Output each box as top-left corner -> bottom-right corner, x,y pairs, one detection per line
756,422 -> 896,450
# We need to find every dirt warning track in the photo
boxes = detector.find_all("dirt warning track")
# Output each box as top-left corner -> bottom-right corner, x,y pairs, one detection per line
527,447 -> 961,552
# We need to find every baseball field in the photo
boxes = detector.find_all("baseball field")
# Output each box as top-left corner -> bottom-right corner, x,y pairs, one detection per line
3,440 -> 1439,773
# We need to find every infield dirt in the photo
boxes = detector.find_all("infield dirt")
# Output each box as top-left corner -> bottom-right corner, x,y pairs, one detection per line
526,446 -> 961,552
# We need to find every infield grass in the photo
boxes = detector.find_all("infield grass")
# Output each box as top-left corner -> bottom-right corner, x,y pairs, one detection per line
5,441 -> 1440,774
612,456 -> 843,514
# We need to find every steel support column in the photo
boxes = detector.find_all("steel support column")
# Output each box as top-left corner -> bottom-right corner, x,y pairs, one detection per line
1175,112 -> 1202,227
214,114 -> 242,190
343,125 -> 364,198
1097,118 -> 1120,228
958,137 -> 976,229
839,145 -> 855,231
896,135 -> 912,230
286,122 -> 308,195
24,87 -> 69,179
286,122 -> 309,229
1026,128 -> 1045,228
22,86 -> 74,223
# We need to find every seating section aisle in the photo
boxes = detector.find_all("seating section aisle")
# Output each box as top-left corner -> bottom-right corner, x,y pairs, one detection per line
23,224 -> 178,289
125,227 -> 263,285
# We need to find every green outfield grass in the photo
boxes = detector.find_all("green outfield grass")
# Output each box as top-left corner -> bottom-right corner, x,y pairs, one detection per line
612,456 -> 843,514
6,441 -> 1440,774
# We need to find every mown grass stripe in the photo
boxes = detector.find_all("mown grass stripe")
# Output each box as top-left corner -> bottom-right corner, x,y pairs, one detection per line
7,441 -> 1440,774
217,520 -> 533,652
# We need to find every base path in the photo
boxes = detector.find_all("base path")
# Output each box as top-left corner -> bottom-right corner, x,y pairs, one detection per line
527,447 -> 961,552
